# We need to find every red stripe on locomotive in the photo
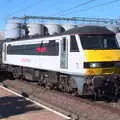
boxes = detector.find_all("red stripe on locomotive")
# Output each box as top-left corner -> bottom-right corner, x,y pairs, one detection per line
36,47 -> 47,53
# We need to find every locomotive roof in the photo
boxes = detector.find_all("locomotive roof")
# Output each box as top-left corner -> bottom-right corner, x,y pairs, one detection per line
63,25 -> 115,35
4,25 -> 115,43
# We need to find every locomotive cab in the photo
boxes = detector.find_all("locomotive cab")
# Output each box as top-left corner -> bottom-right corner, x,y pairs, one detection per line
80,34 -> 120,75
65,26 -> 120,97
74,30 -> 120,97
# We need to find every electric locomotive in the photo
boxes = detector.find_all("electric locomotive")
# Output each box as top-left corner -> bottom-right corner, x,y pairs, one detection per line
1,25 -> 120,98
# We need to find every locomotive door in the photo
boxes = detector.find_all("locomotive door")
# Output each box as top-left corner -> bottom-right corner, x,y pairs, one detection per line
3,43 -> 7,62
60,37 -> 68,69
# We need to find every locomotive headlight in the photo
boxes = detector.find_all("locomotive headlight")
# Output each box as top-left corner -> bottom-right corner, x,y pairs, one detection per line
89,63 -> 101,68
84,62 -> 101,68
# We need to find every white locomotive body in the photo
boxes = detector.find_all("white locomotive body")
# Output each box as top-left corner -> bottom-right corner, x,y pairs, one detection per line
2,26 -> 120,97
3,34 -> 85,75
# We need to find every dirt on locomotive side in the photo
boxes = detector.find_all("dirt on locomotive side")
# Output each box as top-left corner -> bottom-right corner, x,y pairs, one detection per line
1,79 -> 120,120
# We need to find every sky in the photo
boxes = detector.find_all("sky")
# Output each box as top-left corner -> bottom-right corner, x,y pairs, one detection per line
0,0 -> 120,30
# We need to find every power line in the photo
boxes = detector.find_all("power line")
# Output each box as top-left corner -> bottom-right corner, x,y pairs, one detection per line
4,0 -> 61,25
62,0 -> 120,16
54,0 -> 97,16
81,0 -> 120,12
12,15 -> 119,25
7,0 -> 46,17
5,0 -> 120,24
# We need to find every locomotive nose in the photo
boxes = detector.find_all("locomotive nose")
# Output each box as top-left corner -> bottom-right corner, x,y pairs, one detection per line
84,50 -> 120,62
83,50 -> 120,75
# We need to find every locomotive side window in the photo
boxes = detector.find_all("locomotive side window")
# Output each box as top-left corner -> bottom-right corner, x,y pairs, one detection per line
63,38 -> 66,51
48,40 -> 59,55
70,35 -> 79,52
7,40 -> 59,56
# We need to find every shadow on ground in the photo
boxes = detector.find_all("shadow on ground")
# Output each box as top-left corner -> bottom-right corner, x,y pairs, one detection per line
0,95 -> 43,119
0,71 -> 13,82
81,94 -> 120,102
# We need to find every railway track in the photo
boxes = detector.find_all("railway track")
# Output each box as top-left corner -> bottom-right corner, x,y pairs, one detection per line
2,79 -> 120,120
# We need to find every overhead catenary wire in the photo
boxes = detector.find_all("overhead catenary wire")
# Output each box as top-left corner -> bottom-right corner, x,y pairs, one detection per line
54,0 -> 97,16
7,0 -> 48,17
4,0 -> 120,27
11,15 -> 119,25
6,0 -> 120,20
6,0 -> 63,24
80,0 -> 120,13
61,0 -> 120,16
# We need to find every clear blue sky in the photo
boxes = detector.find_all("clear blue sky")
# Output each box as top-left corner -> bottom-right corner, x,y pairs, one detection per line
0,0 -> 120,30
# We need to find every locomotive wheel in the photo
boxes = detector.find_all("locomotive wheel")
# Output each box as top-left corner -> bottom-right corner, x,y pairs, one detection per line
58,74 -> 77,94
114,84 -> 119,97
93,88 -> 101,100
13,70 -> 20,79
19,74 -> 25,80
38,75 -> 46,87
